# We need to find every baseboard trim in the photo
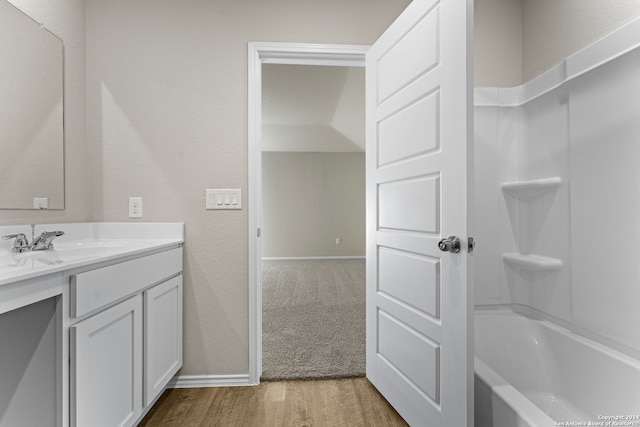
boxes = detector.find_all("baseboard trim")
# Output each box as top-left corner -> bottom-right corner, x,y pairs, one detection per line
168,374 -> 253,388
262,256 -> 365,261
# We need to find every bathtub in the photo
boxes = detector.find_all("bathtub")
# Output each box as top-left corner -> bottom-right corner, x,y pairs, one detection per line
474,309 -> 640,427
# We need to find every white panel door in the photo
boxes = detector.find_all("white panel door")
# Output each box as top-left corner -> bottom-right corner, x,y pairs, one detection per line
366,0 -> 473,425
144,275 -> 183,406
71,295 -> 142,427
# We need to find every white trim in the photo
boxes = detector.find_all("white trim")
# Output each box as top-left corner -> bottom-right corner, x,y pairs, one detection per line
248,42 -> 369,386
475,15 -> 640,107
250,42 -> 368,66
247,42 -> 262,387
262,256 -> 366,261
168,374 -> 251,388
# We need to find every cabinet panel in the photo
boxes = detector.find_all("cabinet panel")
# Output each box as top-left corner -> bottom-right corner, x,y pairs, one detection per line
0,298 -> 58,427
71,295 -> 142,427
70,248 -> 182,318
144,276 -> 183,406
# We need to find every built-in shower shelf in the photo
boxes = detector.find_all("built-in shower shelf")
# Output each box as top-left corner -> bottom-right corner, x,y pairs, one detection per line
501,177 -> 562,198
502,253 -> 563,271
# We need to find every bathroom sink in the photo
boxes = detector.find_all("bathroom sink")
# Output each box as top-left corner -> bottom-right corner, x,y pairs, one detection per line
54,239 -> 142,250
48,239 -> 163,260
0,238 -> 179,284
1,240 -> 142,268
0,222 -> 184,286
9,248 -> 65,266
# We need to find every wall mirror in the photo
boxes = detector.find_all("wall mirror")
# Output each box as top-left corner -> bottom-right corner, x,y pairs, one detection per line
0,0 -> 64,209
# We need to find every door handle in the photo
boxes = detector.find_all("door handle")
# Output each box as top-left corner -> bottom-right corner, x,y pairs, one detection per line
438,236 -> 461,253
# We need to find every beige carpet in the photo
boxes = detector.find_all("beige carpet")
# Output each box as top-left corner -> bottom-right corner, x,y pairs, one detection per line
261,259 -> 365,381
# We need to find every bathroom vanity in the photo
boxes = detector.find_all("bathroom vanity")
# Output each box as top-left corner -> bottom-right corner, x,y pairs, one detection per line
0,222 -> 184,427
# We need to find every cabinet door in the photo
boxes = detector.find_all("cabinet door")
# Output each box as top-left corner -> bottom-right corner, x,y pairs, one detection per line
144,275 -> 183,406
71,295 -> 142,427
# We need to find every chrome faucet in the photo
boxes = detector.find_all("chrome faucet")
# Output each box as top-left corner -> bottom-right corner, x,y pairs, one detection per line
30,231 -> 65,251
2,229 -> 65,252
1,233 -> 30,253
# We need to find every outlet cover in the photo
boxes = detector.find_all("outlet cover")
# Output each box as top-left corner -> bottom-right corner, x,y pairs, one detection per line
33,197 -> 49,209
129,197 -> 143,218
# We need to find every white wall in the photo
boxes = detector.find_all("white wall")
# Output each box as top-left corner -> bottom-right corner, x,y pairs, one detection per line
84,0 -> 409,377
262,64 -> 365,152
331,68 -> 366,150
262,152 -> 365,258
1,0 -> 88,224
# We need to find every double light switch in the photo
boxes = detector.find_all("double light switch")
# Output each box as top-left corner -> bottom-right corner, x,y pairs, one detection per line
206,189 -> 242,210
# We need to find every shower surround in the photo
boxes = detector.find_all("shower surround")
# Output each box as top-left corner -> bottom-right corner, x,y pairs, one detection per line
474,16 -> 640,425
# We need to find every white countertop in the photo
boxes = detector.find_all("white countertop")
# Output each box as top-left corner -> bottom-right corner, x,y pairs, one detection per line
0,223 -> 184,286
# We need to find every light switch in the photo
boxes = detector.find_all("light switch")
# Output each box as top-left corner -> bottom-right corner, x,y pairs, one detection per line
206,189 -> 242,210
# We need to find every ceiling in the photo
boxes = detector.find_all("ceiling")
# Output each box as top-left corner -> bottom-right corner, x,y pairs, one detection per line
262,64 -> 365,152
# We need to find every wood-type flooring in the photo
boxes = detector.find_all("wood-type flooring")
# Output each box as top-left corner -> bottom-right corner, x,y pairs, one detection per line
139,377 -> 408,426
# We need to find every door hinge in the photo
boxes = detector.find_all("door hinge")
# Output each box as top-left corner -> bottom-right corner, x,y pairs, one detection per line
257,228 -> 261,238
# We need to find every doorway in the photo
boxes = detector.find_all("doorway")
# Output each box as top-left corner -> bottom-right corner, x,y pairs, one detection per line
247,43 -> 368,384
261,63 -> 365,379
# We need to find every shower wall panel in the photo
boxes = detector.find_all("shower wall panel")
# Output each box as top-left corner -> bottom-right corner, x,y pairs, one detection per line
475,44 -> 640,356
569,49 -> 640,354
473,106 -> 501,304
511,88 -> 571,321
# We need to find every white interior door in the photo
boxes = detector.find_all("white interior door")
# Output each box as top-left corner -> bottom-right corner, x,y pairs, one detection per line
365,0 -> 473,425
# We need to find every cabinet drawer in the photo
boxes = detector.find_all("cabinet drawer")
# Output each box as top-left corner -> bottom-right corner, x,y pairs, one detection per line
70,248 -> 182,318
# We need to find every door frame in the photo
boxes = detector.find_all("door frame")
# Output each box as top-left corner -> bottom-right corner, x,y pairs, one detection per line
247,42 -> 369,384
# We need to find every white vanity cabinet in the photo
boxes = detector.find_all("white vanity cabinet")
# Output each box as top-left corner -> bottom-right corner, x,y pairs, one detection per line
71,295 -> 143,427
68,247 -> 183,427
144,275 -> 183,406
0,222 -> 184,427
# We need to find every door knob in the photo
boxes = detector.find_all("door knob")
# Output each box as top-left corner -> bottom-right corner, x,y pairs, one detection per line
438,236 -> 461,253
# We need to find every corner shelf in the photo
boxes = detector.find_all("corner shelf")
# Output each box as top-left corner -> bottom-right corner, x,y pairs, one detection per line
502,253 -> 563,271
501,177 -> 562,198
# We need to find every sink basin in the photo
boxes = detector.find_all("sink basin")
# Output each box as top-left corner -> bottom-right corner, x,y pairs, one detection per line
2,240 -> 139,268
0,222 -> 184,287
0,238 -> 177,283
48,239 -> 161,260
54,240 -> 140,250
10,249 -> 65,266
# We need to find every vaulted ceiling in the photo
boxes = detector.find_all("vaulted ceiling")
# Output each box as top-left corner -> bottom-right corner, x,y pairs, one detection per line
262,64 -> 365,152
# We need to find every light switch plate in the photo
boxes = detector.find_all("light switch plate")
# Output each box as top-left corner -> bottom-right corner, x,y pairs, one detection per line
206,189 -> 242,210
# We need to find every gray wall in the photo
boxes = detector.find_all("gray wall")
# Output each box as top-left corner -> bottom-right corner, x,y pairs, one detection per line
475,0 -> 523,87
262,152 -> 365,258
84,0 -> 408,377
522,0 -> 640,82
475,0 -> 640,87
